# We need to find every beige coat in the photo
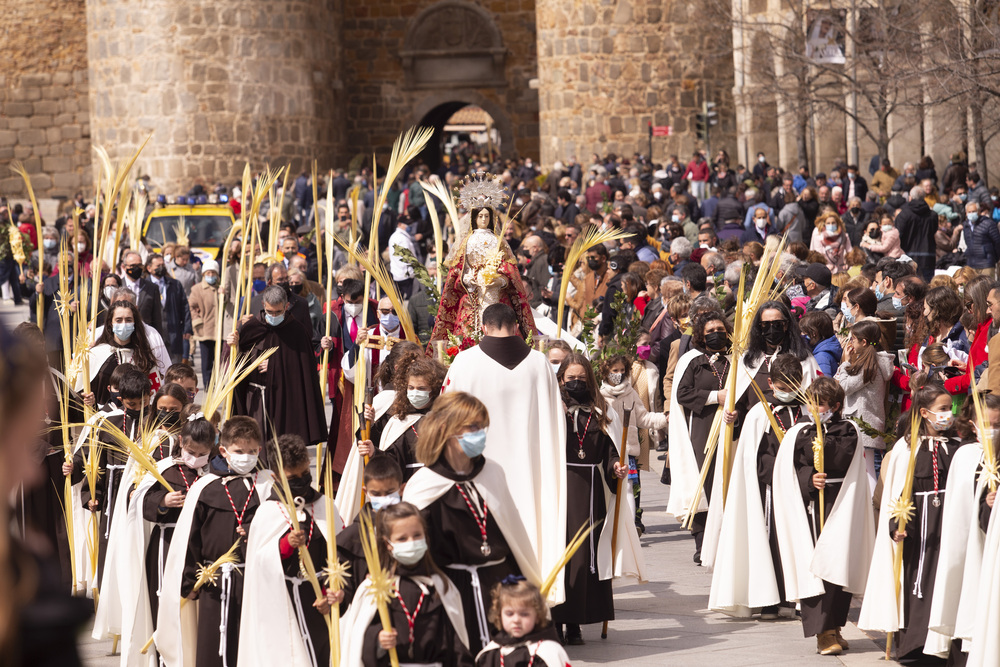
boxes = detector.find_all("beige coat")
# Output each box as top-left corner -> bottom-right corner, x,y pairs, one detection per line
188,281 -> 219,341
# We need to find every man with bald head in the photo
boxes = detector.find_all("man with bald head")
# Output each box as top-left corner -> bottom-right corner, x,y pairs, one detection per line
247,261 -> 318,342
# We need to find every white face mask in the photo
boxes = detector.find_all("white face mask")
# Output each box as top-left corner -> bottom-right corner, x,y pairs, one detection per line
181,449 -> 209,469
607,372 -> 624,386
772,388 -> 797,403
344,302 -> 362,317
755,217 -> 768,230
104,286 -> 117,301
390,539 -> 428,566
77,242 -> 87,254
226,452 -> 258,475
550,361 -> 562,373
407,389 -> 432,409
928,410 -> 955,431
368,491 -> 401,512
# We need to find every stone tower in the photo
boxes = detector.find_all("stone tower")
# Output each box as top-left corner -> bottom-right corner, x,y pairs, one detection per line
85,0 -> 343,194
536,0 -> 736,167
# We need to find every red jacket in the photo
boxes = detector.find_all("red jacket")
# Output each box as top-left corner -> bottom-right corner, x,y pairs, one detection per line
945,317 -> 991,395
683,159 -> 710,183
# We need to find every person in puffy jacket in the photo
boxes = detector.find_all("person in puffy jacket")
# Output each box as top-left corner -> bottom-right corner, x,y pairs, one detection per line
961,200 -> 1000,273
799,310 -> 842,377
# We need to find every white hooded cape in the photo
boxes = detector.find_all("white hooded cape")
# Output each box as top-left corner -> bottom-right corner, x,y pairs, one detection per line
772,421 -> 874,602
968,493 -> 1000,667
598,401 -> 646,582
858,436 -> 949,652
709,403 -> 781,615
69,406 -> 124,595
665,349 -> 716,522
402,459 -> 542,588
153,470 -> 274,667
116,458 -> 195,667
340,574 -> 468,667
927,443 -> 984,656
238,497 -> 342,667
335,389 -> 395,526
443,345 -> 567,603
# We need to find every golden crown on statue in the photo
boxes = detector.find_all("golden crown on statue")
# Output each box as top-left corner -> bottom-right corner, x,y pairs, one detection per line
457,171 -> 507,212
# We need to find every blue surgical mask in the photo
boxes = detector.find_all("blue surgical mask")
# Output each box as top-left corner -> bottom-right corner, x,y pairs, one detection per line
960,193 -> 968,202
873,283 -> 885,300
458,428 -> 488,458
881,224 -> 893,233
825,223 -> 839,235
841,303 -> 855,324
380,313 -> 400,331
968,212 -> 977,223
112,322 -> 135,341
252,278 -> 267,293
892,296 -> 903,310
43,239 -> 57,250
205,274 -> 219,286
265,313 -> 284,327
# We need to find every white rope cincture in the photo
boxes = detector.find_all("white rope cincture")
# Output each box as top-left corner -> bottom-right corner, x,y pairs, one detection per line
286,575 -> 319,667
447,558 -> 504,649
568,462 -> 599,574
156,522 -> 177,597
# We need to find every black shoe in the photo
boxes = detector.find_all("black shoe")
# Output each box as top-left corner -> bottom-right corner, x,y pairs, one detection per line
693,550 -> 702,565
566,624 -> 585,645
635,521 -> 646,536
657,453 -> 666,460
660,468 -> 671,485
656,442 -> 668,452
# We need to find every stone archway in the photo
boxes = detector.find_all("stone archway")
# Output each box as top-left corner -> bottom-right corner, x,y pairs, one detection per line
411,93 -> 516,170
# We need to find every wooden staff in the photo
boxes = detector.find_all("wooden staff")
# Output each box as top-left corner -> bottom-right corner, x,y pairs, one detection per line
319,175 -> 336,401
602,405 -> 633,639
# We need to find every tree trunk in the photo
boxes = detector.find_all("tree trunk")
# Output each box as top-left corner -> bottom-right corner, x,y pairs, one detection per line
971,92 -> 990,187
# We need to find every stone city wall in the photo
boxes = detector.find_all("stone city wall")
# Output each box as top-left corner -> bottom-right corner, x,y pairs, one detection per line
536,0 -> 736,168
1,0 -> 92,200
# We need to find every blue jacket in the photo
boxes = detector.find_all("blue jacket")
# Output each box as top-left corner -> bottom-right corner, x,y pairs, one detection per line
962,215 -> 1000,269
811,335 -> 842,377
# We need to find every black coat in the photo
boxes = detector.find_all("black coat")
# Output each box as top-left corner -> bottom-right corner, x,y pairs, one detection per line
128,278 -> 164,332
894,199 -> 939,279
29,275 -> 91,354
154,275 -> 192,357
714,194 -> 745,225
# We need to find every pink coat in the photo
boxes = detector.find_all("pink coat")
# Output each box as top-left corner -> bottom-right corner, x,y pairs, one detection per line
860,226 -> 903,258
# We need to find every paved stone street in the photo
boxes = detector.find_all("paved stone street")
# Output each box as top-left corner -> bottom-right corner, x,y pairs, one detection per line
68,457 -> 887,666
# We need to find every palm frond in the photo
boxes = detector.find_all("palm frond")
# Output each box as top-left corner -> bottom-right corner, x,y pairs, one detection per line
202,347 -> 278,418
358,511 -> 400,667
969,377 -> 999,492
540,520 -> 598,597
333,235 -> 418,342
93,416 -> 174,492
557,226 -> 632,335
368,127 -> 434,260
421,175 -> 461,243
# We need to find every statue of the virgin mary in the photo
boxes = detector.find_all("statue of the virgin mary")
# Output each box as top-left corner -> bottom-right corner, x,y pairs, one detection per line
428,173 -> 535,346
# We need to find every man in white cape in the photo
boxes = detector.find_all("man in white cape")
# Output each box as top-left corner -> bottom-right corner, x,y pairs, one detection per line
441,303 -> 566,603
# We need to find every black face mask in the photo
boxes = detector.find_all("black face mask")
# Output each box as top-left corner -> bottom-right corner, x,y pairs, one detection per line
275,280 -> 291,295
563,380 -> 590,403
704,331 -> 729,352
586,258 -> 602,271
124,407 -> 143,422
288,472 -> 319,503
109,390 -> 122,406
290,282 -> 304,295
158,409 -> 180,429
125,265 -> 143,280
152,266 -> 166,278
761,321 -> 787,347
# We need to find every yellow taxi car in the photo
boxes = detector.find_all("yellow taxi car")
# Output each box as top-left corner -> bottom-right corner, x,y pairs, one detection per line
142,200 -> 236,264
